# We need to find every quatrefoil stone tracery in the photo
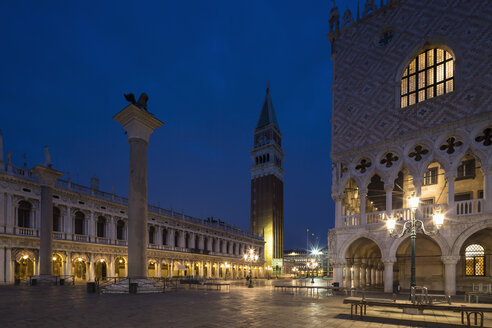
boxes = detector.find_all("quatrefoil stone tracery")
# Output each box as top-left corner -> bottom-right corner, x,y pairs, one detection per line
355,159 -> 372,173
408,145 -> 429,162
475,128 -> 492,146
439,137 -> 463,154
380,152 -> 399,168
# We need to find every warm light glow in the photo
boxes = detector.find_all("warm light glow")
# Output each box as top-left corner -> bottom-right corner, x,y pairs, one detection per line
289,252 -> 298,256
433,212 -> 444,228
52,256 -> 57,261
100,259 -> 105,263
409,196 -> 420,210
119,259 -> 123,263
22,255 -> 28,260
386,217 -> 396,232
77,257 -> 82,262
311,248 -> 322,256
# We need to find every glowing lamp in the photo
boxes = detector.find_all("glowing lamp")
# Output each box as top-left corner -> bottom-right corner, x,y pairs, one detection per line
119,259 -> 123,263
409,196 -> 420,210
22,255 -> 28,260
386,217 -> 396,232
52,256 -> 57,261
433,212 -> 444,229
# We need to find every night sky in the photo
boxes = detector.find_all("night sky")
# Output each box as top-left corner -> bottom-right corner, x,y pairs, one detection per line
0,1 -> 358,249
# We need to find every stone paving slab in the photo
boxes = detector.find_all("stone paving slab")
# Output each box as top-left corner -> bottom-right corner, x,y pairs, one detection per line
0,284 -> 491,327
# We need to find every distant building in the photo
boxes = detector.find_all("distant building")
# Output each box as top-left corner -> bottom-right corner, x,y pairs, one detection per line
284,248 -> 329,277
250,85 -> 285,273
327,0 -> 492,295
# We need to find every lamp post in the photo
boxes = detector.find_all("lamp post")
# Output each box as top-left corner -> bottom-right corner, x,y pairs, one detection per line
243,249 -> 258,288
306,258 -> 319,284
385,196 -> 444,292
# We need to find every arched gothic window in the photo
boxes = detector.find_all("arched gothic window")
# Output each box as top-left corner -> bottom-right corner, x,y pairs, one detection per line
401,48 -> 454,108
18,201 -> 32,228
465,244 -> 485,276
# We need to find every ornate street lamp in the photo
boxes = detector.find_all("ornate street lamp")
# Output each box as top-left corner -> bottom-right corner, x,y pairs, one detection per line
306,258 -> 319,284
385,196 -> 444,292
243,249 -> 259,288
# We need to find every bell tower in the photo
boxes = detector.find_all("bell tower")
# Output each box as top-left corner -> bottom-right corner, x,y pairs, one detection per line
250,84 -> 284,272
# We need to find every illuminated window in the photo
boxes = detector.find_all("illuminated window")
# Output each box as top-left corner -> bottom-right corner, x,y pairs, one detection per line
423,167 -> 438,185
465,244 -> 485,276
401,48 -> 454,108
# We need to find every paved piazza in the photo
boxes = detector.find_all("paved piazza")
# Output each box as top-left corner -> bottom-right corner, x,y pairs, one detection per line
1,280 -> 491,328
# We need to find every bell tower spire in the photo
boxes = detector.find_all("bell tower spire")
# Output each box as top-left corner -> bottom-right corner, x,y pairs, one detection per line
250,83 -> 284,274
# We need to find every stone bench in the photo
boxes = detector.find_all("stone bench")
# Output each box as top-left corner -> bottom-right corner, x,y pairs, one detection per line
343,297 -> 492,327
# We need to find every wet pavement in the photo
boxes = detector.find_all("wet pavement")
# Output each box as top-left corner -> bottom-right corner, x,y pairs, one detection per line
0,280 -> 490,327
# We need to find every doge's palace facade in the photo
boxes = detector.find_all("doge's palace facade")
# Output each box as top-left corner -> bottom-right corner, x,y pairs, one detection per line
0,139 -> 264,284
327,0 -> 492,295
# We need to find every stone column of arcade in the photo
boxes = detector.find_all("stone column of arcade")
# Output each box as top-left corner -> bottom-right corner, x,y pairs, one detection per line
114,93 -> 163,292
33,163 -> 63,284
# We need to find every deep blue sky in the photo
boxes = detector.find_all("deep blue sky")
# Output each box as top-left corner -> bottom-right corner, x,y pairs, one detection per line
0,1 -> 358,249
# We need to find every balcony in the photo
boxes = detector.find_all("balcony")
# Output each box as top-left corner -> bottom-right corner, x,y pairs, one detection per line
341,199 -> 484,227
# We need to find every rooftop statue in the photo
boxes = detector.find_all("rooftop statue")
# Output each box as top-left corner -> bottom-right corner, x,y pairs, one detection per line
124,93 -> 149,111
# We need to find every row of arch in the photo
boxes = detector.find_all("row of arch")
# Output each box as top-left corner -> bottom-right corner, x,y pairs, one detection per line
13,251 -> 264,283
333,224 -> 492,293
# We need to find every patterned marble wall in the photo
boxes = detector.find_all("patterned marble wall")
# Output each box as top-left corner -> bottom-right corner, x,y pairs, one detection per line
330,0 -> 492,156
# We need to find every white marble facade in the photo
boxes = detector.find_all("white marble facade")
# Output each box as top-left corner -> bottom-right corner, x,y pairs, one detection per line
327,0 -> 492,295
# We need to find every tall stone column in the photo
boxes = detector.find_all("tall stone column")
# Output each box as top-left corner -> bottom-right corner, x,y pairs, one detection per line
360,262 -> 367,287
383,259 -> 395,293
483,167 -> 492,213
353,262 -> 360,288
446,174 -> 456,215
33,165 -> 63,276
384,183 -> 393,215
359,189 -> 367,226
114,100 -> 163,279
333,264 -> 344,285
333,194 -> 343,227
344,261 -> 352,288
442,256 -> 459,296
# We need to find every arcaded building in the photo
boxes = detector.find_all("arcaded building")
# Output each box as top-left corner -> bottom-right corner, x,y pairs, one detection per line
0,133 -> 264,284
327,0 -> 492,295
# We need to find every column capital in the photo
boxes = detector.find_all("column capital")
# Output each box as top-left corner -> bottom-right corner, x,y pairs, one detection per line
412,177 -> 423,187
382,257 -> 396,264
445,173 -> 457,180
113,104 -> 164,143
384,183 -> 394,192
33,165 -> 63,188
480,165 -> 492,176
441,255 -> 460,265
332,193 -> 344,201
